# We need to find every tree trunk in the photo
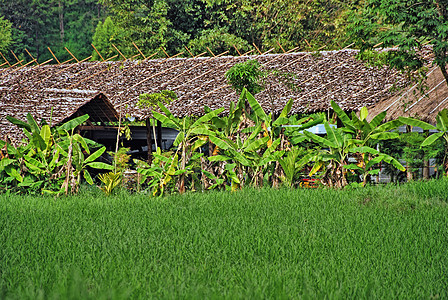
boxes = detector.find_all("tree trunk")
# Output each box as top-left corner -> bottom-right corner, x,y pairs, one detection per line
145,118 -> 153,164
423,157 -> 430,179
157,120 -> 162,150
407,163 -> 414,181
59,0 -> 64,44
179,143 -> 186,194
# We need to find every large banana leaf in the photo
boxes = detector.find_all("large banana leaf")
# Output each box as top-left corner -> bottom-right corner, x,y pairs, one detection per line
330,100 -> 354,130
349,146 -> 379,155
208,155 -> 231,162
359,106 -> 368,121
324,122 -> 343,148
398,117 -> 436,130
6,116 -> 32,132
365,155 -> 385,170
421,132 -> 444,147
370,111 -> 387,128
156,101 -> 176,121
244,88 -> 267,121
191,107 -> 225,128
73,134 -> 90,154
209,135 -> 234,150
84,146 -> 106,164
304,131 -> 337,149
375,119 -> 403,132
278,98 -> 293,119
57,114 -> 90,132
86,162 -> 114,170
244,136 -> 270,152
381,154 -> 405,172
40,125 -> 52,151
370,132 -> 399,140
152,111 -> 179,129
436,109 -> 448,132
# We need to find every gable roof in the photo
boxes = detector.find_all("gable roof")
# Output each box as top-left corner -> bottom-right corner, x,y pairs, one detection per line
0,89 -> 118,143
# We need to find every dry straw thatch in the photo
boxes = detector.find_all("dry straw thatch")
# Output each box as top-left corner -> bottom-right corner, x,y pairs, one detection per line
1,46 -> 445,143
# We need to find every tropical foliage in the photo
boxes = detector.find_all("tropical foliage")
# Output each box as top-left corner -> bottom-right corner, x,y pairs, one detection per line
0,114 -> 112,195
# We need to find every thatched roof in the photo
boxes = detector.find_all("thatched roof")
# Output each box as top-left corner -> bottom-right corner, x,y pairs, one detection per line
0,89 -> 118,143
1,47 -> 433,142
367,67 -> 448,124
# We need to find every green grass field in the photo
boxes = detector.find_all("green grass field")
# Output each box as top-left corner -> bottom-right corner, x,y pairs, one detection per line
1,181 -> 448,299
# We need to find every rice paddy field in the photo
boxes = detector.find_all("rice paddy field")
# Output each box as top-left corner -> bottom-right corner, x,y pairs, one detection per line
1,180 -> 448,299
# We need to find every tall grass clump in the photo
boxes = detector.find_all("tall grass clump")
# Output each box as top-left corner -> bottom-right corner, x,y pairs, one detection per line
1,185 -> 448,299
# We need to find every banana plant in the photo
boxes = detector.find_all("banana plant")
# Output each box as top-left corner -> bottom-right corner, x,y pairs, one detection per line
2,113 -> 112,194
152,103 -> 223,193
344,146 -> 405,186
304,121 -> 355,188
277,147 -> 314,187
330,100 -> 402,146
330,101 -> 404,183
136,149 -> 188,196
399,109 -> 448,175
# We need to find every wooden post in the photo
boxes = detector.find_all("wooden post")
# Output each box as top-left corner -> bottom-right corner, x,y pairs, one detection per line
47,47 -> 61,64
157,120 -> 162,150
146,118 -> 153,164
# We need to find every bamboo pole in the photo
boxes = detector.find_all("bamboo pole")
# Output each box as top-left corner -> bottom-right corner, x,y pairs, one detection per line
0,60 -> 24,75
133,42 -> 146,59
0,59 -> 36,78
304,39 -> 311,48
36,55 -> 98,85
91,43 -> 105,61
10,50 -> 22,66
0,61 -> 8,68
253,43 -> 262,55
170,51 -> 230,91
24,49 -> 39,65
184,46 -> 194,57
60,58 -> 75,65
161,47 -> 170,58
0,52 -> 11,67
112,44 -> 127,60
47,47 -> 61,64
233,44 -> 242,56
277,41 -> 286,53
68,54 -> 119,88
64,47 -> 79,63
241,49 -> 256,56
206,47 -> 215,57
36,58 -> 53,67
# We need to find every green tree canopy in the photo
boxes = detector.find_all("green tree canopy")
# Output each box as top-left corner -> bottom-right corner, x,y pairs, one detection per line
0,16 -> 12,53
348,0 -> 448,87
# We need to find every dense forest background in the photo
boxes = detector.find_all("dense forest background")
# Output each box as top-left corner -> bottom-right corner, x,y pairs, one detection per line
0,0 -> 356,63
